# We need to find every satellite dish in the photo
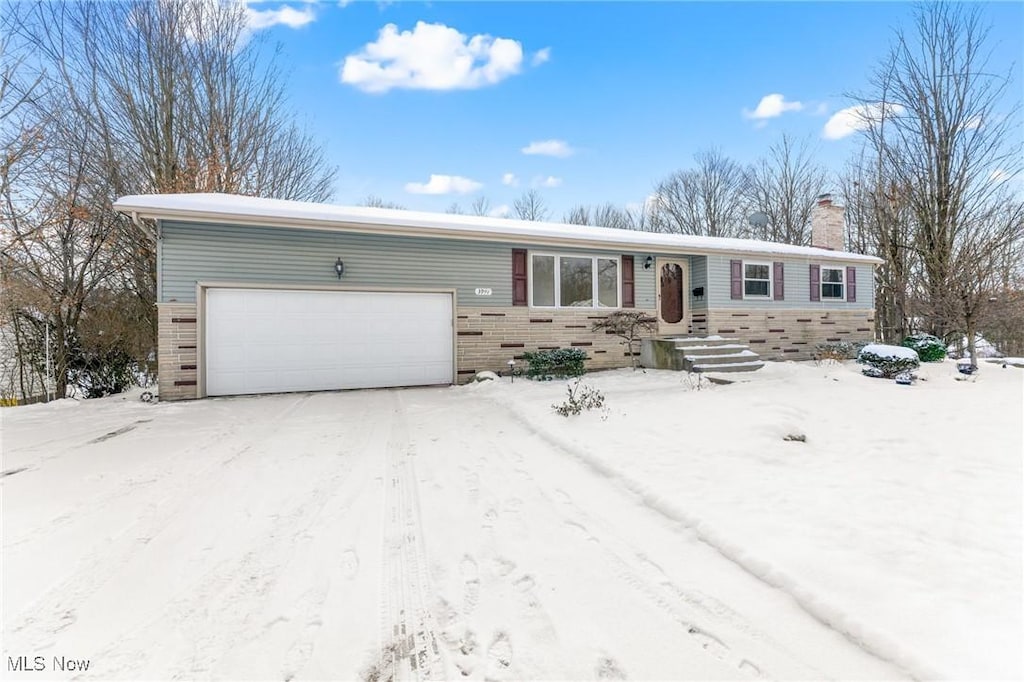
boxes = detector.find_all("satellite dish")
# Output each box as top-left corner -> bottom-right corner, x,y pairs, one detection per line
748,212 -> 769,228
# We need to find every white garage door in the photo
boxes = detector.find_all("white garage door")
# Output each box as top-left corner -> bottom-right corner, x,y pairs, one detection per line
205,288 -> 454,396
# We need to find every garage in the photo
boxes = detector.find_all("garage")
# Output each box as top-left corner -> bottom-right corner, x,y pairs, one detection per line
204,287 -> 454,396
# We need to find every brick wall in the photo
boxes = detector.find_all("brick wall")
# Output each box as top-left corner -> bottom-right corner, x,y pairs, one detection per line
157,303 -> 866,398
810,201 -> 845,251
157,303 -> 199,401
456,307 -> 659,381
706,308 -> 875,360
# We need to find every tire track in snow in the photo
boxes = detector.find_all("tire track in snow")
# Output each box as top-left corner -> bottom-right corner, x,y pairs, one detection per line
370,390 -> 445,681
483,390 -> 926,680
482,430 -> 775,680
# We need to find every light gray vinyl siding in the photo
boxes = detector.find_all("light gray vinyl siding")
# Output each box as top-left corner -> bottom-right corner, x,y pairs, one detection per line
633,256 -> 656,308
688,255 -> 708,311
705,254 -> 874,309
160,220 -> 656,308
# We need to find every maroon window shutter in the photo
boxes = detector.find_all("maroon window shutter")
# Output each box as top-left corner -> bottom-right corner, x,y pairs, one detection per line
621,255 -> 635,308
846,266 -> 857,302
773,262 -> 784,301
512,249 -> 527,306
809,264 -> 820,302
730,259 -> 743,299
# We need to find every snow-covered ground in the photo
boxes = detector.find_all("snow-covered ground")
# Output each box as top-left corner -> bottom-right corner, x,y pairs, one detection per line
2,360 -> 1020,680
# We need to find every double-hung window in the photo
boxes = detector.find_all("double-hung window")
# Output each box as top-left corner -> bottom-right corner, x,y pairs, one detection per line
530,254 -> 620,308
821,266 -> 844,299
743,262 -> 771,298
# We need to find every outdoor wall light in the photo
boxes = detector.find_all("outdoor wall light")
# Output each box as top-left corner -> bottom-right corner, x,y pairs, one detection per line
334,257 -> 345,278
692,286 -> 704,299
643,255 -> 653,269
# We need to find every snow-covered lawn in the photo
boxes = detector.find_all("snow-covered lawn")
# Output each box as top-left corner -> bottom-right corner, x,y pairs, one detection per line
2,360 -> 1020,680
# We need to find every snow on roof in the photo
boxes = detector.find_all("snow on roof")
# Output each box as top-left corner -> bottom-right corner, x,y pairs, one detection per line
114,193 -> 882,263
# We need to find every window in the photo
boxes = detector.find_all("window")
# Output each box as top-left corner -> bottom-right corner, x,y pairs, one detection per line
530,254 -> 620,308
743,262 -> 771,298
821,266 -> 844,299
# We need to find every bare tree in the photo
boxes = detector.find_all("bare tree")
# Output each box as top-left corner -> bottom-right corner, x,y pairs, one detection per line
361,195 -> 405,209
745,135 -> 829,245
839,152 -> 917,342
563,203 -> 644,230
943,203 -> 1024,364
3,0 -> 338,396
649,149 -> 748,237
513,189 -> 549,222
1,91 -> 123,397
852,3 -> 1023,359
564,205 -> 590,225
469,196 -> 493,217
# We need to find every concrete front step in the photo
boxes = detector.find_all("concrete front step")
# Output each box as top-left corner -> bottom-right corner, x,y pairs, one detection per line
683,350 -> 760,365
662,336 -> 740,348
692,360 -> 766,373
641,336 -> 764,373
677,343 -> 750,357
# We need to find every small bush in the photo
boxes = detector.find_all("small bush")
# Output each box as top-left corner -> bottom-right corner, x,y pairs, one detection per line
553,379 -> 606,417
591,311 -> 657,370
901,333 -> 947,362
522,348 -> 588,380
813,340 -> 871,363
857,344 -> 920,378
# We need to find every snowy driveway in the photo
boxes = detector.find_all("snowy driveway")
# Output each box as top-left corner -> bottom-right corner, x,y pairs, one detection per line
2,362 -> 1020,680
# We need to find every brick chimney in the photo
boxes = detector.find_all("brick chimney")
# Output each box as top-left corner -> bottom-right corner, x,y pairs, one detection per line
810,193 -> 845,251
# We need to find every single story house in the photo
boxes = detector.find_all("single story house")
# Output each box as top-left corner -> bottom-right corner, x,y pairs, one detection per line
113,193 -> 881,400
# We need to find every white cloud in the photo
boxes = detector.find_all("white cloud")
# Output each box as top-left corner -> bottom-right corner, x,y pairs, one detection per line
501,172 -> 519,187
531,47 -> 551,66
533,175 -> 562,188
521,139 -> 574,158
245,3 -> 316,31
404,174 -> 483,195
743,93 -> 804,120
822,102 -> 906,140
990,169 -> 1010,183
965,114 -> 983,130
340,21 -> 525,93
489,204 -> 511,218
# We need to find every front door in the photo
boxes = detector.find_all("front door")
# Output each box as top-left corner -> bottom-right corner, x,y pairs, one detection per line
656,258 -> 688,335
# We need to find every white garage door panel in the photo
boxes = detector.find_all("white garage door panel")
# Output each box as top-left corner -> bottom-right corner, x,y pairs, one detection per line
205,288 -> 453,396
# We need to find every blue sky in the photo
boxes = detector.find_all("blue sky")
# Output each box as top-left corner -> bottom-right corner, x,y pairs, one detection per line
248,1 -> 1024,217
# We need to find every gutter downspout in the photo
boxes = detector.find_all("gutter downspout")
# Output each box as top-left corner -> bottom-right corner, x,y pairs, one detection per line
130,211 -> 157,241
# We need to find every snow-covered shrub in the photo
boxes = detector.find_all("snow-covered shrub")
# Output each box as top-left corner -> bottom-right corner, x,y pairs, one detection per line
522,348 -> 587,380
813,340 -> 870,363
947,335 -> 1002,359
857,343 -> 920,378
553,379 -> 605,417
901,333 -> 946,362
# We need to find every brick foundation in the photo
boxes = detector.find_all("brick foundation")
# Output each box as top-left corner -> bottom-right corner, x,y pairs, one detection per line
456,307 -> 659,381
705,308 -> 875,360
157,303 -> 199,401
156,302 -> 870,399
